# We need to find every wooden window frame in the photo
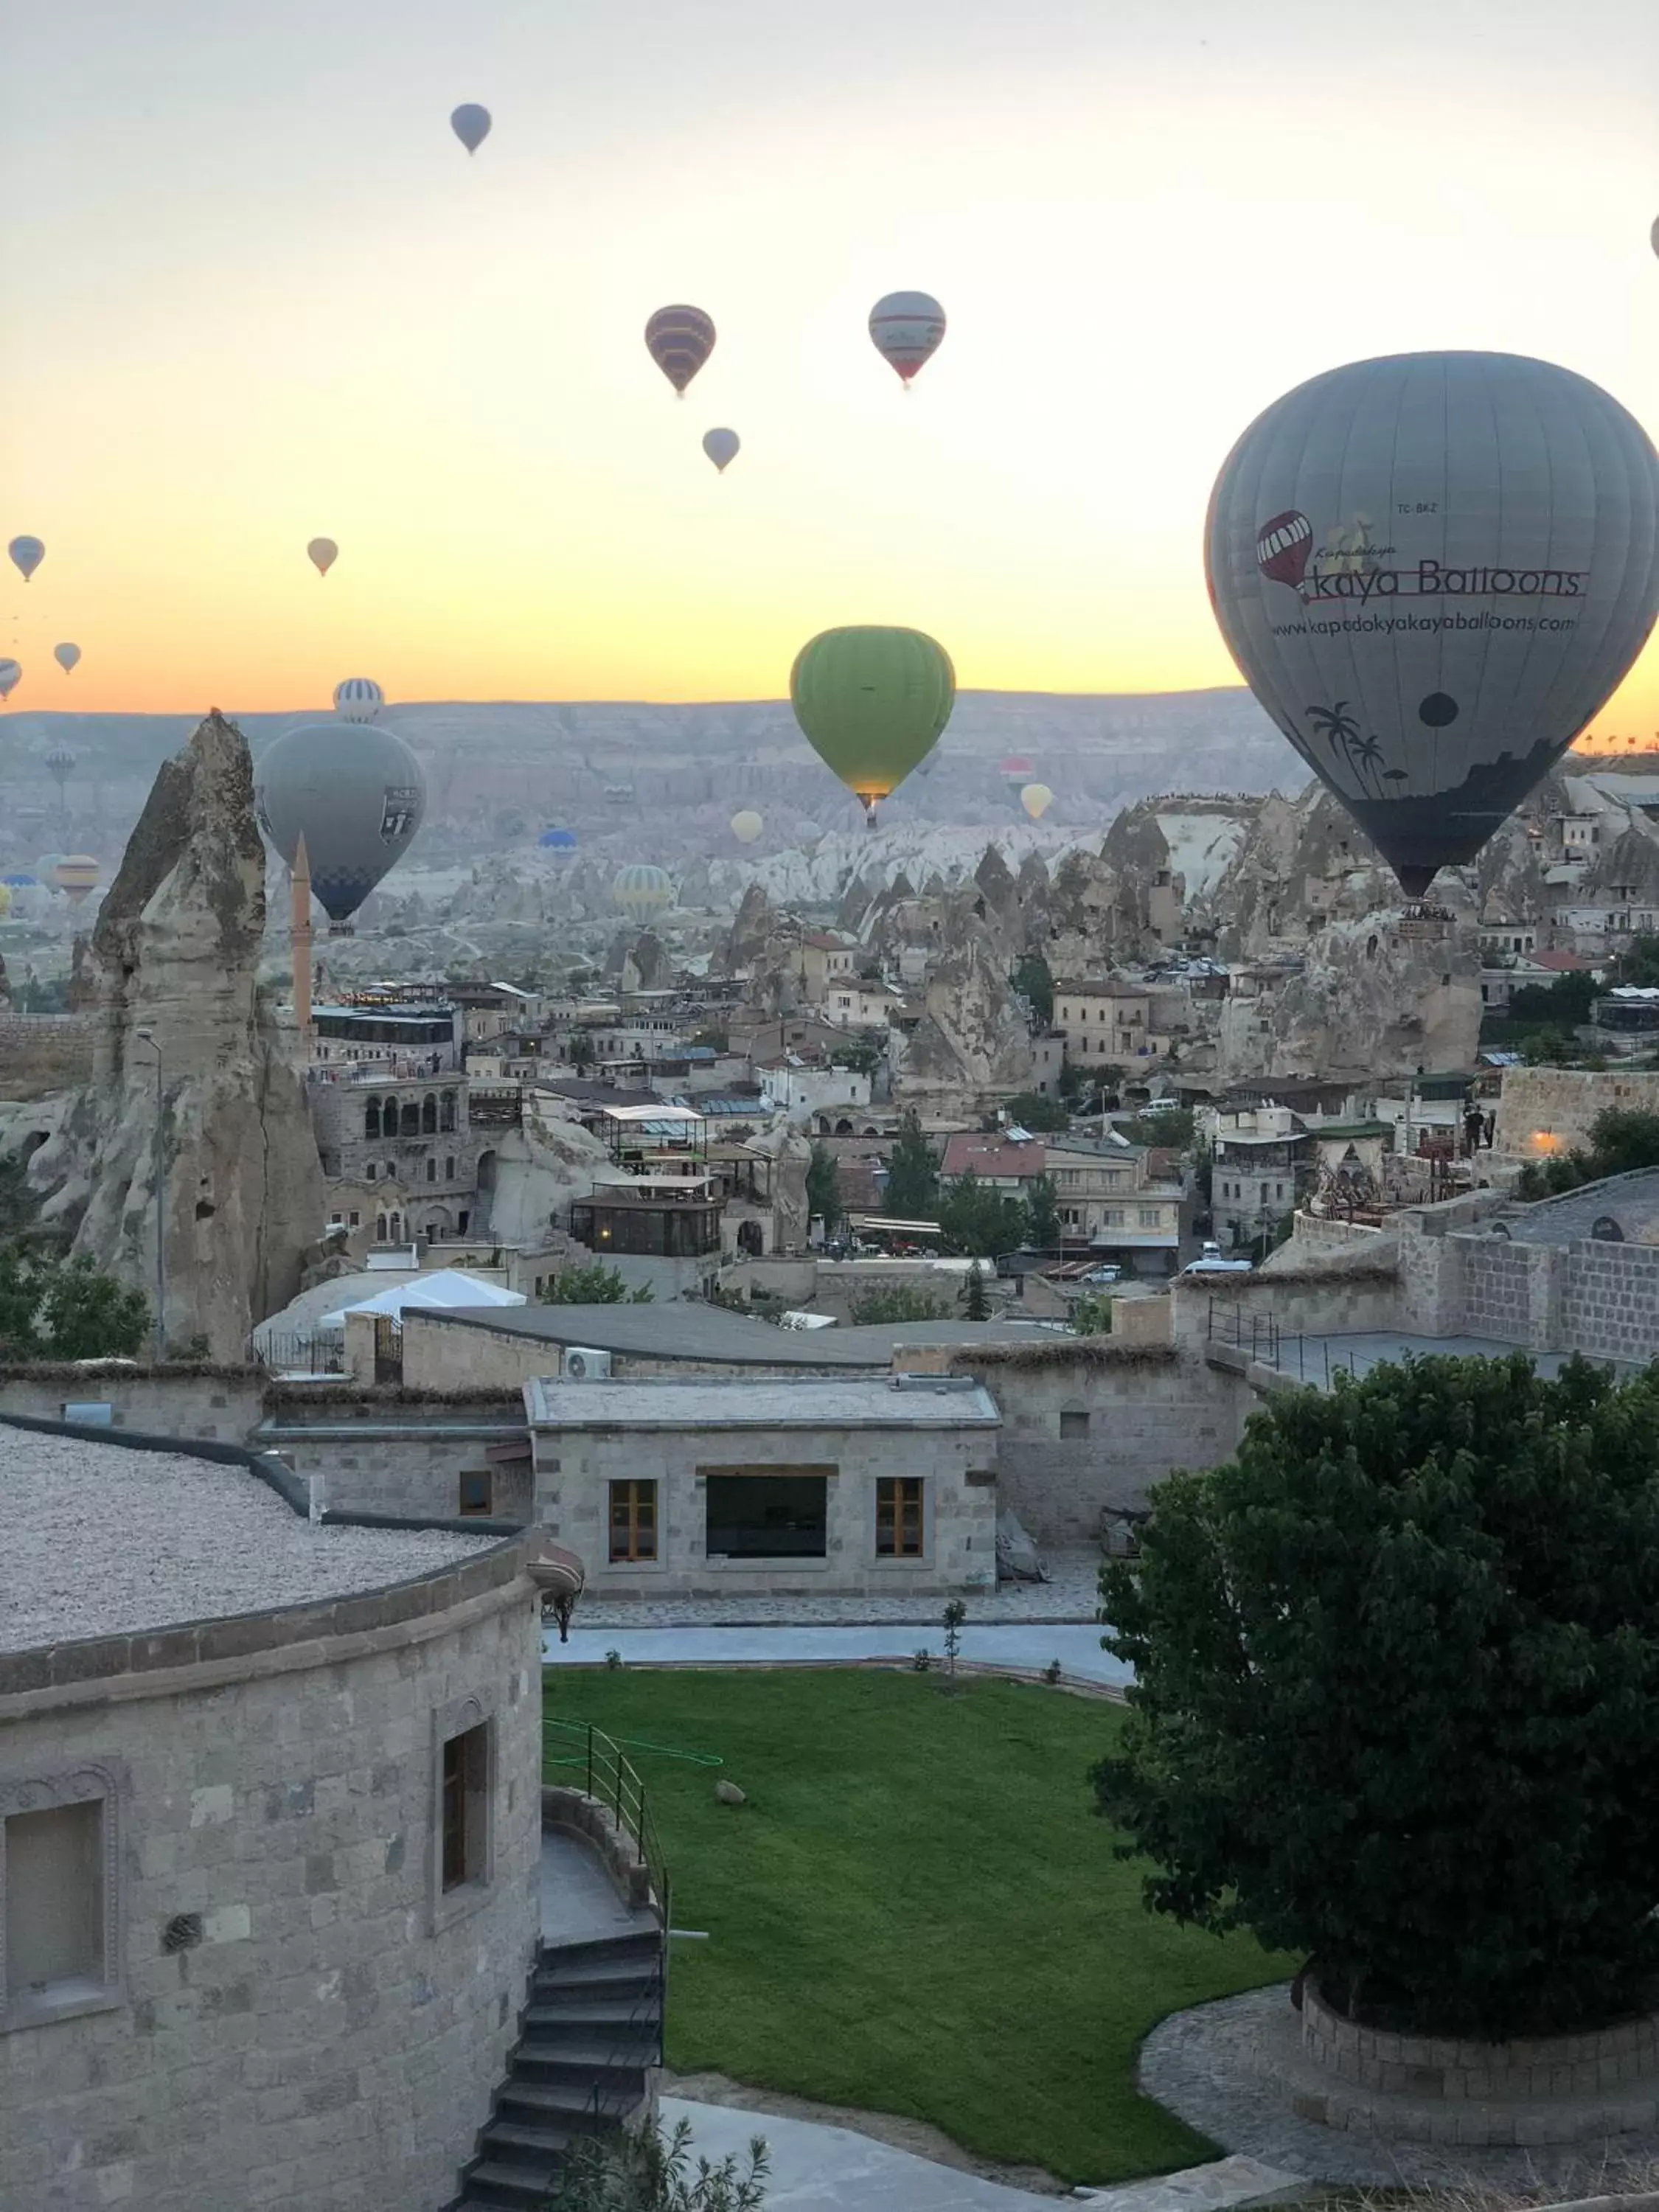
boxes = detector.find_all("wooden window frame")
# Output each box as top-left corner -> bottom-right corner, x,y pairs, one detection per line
875,1475 -> 925,1559
609,1478 -> 658,1563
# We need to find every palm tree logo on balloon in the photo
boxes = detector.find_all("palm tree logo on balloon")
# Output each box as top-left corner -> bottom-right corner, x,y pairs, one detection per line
1305,703 -> 1390,796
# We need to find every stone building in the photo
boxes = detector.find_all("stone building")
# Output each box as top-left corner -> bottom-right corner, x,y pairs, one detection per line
0,1422 -> 543,2212
526,1373 -> 1000,1599
308,1073 -> 495,1242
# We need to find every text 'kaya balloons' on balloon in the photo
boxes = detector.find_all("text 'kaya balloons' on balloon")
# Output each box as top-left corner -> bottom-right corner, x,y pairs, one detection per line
790,626 -> 956,827
254,722 -> 426,930
646,307 -> 715,397
869,293 -> 946,385
1205,352 -> 1659,897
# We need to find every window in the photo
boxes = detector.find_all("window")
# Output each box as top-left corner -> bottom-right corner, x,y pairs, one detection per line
348,1210 -> 361,1228
1060,1408 -> 1090,1439
439,1724 -> 489,1893
422,1094 -> 438,1135
366,1163 -> 377,1182
1,1765 -> 120,2028
441,1091 -> 457,1133
610,1479 -> 658,1562
425,1158 -> 437,1183
364,1099 -> 381,1139
1138,1206 -> 1160,1227
876,1477 -> 924,1557
703,1467 -> 830,1559
445,1157 -> 455,1180
458,1470 -> 493,1517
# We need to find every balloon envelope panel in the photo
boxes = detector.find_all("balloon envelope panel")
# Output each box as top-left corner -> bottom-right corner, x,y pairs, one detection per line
255,721 -> 426,922
613,863 -> 675,922
1205,351 -> 1659,894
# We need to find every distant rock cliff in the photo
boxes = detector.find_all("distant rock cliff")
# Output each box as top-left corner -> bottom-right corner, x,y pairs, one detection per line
29,711 -> 324,1357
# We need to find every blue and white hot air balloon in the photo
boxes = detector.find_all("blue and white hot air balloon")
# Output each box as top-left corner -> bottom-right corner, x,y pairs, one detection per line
451,103 -> 491,154
7,537 -> 44,584
333,676 -> 384,723
1205,352 -> 1659,894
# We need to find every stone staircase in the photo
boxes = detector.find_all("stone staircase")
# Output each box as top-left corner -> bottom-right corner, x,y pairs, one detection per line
451,1924 -> 664,2209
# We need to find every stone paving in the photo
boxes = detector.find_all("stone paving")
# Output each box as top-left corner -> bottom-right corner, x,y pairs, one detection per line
543,1619 -> 1132,1687
569,1546 -> 1105,1629
1140,1986 -> 1659,2191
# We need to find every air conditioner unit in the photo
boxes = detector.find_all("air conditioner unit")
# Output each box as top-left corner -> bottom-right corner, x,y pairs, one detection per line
562,1347 -> 613,1382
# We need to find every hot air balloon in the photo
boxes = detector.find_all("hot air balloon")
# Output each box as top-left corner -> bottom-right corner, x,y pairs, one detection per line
0,661 -> 19,703
333,676 -> 383,723
254,722 -> 426,930
1020,783 -> 1054,821
7,537 -> 44,583
869,292 -> 946,386
54,856 -> 100,905
731,810 -> 762,844
703,428 -> 740,473
790,627 -> 956,827
1205,352 -> 1659,897
451,103 -> 491,153
0,885 -> 11,919
307,538 -> 338,578
645,307 -> 715,397
611,863 -> 675,925
539,827 -> 578,852
53,643 -> 80,675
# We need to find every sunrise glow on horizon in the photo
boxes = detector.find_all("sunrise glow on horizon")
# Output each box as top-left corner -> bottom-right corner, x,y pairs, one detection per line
3,0 -> 1656,741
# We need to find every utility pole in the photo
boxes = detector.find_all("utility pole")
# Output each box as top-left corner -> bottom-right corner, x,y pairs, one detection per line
133,1029 -> 166,1361
291,833 -> 314,1066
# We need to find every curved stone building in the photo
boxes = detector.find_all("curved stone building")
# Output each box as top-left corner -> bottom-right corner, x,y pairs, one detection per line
0,1424 -> 543,2211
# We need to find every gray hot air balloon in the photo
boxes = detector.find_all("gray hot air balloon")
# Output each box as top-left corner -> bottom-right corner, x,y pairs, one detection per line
1205,352 -> 1659,894
254,721 -> 425,929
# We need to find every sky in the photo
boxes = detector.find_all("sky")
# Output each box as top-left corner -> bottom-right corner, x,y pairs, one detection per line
2,0 -> 1657,737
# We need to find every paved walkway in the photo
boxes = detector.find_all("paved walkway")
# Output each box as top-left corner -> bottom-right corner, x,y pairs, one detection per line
538,1823 -> 656,1946
1259,1331 -> 1575,1388
543,1620 -> 1131,1688
659,2101 -> 1301,2212
568,1548 -> 1104,1630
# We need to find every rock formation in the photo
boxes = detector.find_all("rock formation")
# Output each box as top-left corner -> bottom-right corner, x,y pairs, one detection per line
28,711 -> 325,1358
891,915 -> 1035,1108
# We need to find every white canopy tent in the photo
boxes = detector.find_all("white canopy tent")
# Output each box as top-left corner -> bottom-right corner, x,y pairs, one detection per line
319,1270 -> 526,1331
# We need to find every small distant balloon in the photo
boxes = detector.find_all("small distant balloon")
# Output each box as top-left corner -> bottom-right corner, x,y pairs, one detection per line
1020,782 -> 1054,821
451,103 -> 491,154
7,537 -> 44,583
646,306 -> 716,397
869,292 -> 946,385
53,642 -> 81,675
1652,213 -> 1659,258
307,538 -> 338,578
333,676 -> 383,723
703,428 -> 740,473
0,659 -> 19,702
731,809 -> 762,844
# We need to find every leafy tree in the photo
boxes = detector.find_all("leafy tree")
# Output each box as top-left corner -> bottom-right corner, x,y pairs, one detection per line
557,2114 -> 770,2211
1025,1172 -> 1061,1249
567,1032 -> 597,1073
998,1093 -> 1070,1134
1612,933 -> 1659,988
938,1168 -> 1028,1259
883,1110 -> 939,1220
1120,1107 -> 1196,1149
543,1262 -> 653,1304
1071,1292 -> 1113,1335
960,1261 -> 990,1321
1520,1024 -> 1581,1067
0,1243 -> 149,1360
1094,1353 -> 1659,2039
847,1285 -> 950,1325
1516,1106 -> 1659,1198
690,1027 -> 730,1053
1192,1137 -> 1214,1207
1010,950 -> 1054,1029
830,1034 -> 883,1077
1506,970 -> 1599,1027
806,1144 -> 844,1234
1059,1061 -> 1122,1111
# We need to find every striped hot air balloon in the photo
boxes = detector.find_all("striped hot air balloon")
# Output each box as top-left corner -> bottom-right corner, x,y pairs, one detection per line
645,306 -> 715,397
869,293 -> 946,385
333,676 -> 383,723
612,863 -> 675,925
0,661 -> 20,703
54,855 -> 100,905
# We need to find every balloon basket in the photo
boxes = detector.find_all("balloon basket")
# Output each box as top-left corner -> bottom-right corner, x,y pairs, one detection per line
326,922 -> 358,938
1397,902 -> 1453,943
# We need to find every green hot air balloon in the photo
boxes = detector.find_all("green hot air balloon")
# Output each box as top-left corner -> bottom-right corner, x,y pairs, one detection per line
790,627 -> 956,827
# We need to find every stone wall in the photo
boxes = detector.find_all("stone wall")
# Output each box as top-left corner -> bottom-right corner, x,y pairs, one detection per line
1169,1268 -> 1404,1349
1493,1065 -> 1659,1162
536,1419 -> 997,1598
254,1413 -> 534,1524
945,1346 -> 1246,1542
401,1313 -> 867,1393
1453,1236 -> 1546,1346
0,1015 -> 96,1100
1559,1239 -> 1659,1366
0,1549 -> 543,2212
0,1366 -> 265,1441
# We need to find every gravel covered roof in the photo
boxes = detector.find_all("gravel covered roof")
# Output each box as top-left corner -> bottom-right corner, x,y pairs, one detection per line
524,1376 -> 1000,1430
1,1427 -> 499,1654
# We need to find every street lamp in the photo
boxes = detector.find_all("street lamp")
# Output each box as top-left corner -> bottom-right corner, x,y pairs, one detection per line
133,1029 -> 166,1363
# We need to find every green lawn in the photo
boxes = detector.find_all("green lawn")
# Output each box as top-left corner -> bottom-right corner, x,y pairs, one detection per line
543,1668 -> 1290,2187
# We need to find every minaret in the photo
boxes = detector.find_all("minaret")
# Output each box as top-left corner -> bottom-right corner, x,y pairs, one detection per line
291,833 -> 314,1064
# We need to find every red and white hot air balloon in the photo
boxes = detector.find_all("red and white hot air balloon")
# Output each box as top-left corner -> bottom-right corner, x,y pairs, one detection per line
1255,511 -> 1314,591
869,292 -> 946,386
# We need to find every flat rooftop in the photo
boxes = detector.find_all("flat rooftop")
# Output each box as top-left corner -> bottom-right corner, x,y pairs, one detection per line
524,1377 -> 1000,1430
1,1427 -> 497,1653
417,1303 -> 1056,1367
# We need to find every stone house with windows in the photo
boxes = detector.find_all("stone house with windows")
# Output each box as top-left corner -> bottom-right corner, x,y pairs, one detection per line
308,1074 -> 494,1244
525,1374 -> 999,1599
1211,1107 -> 1314,1250
937,1133 -> 1183,1274
796,933 -> 860,1005
1053,978 -> 1169,1062
0,1419 -> 543,2212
